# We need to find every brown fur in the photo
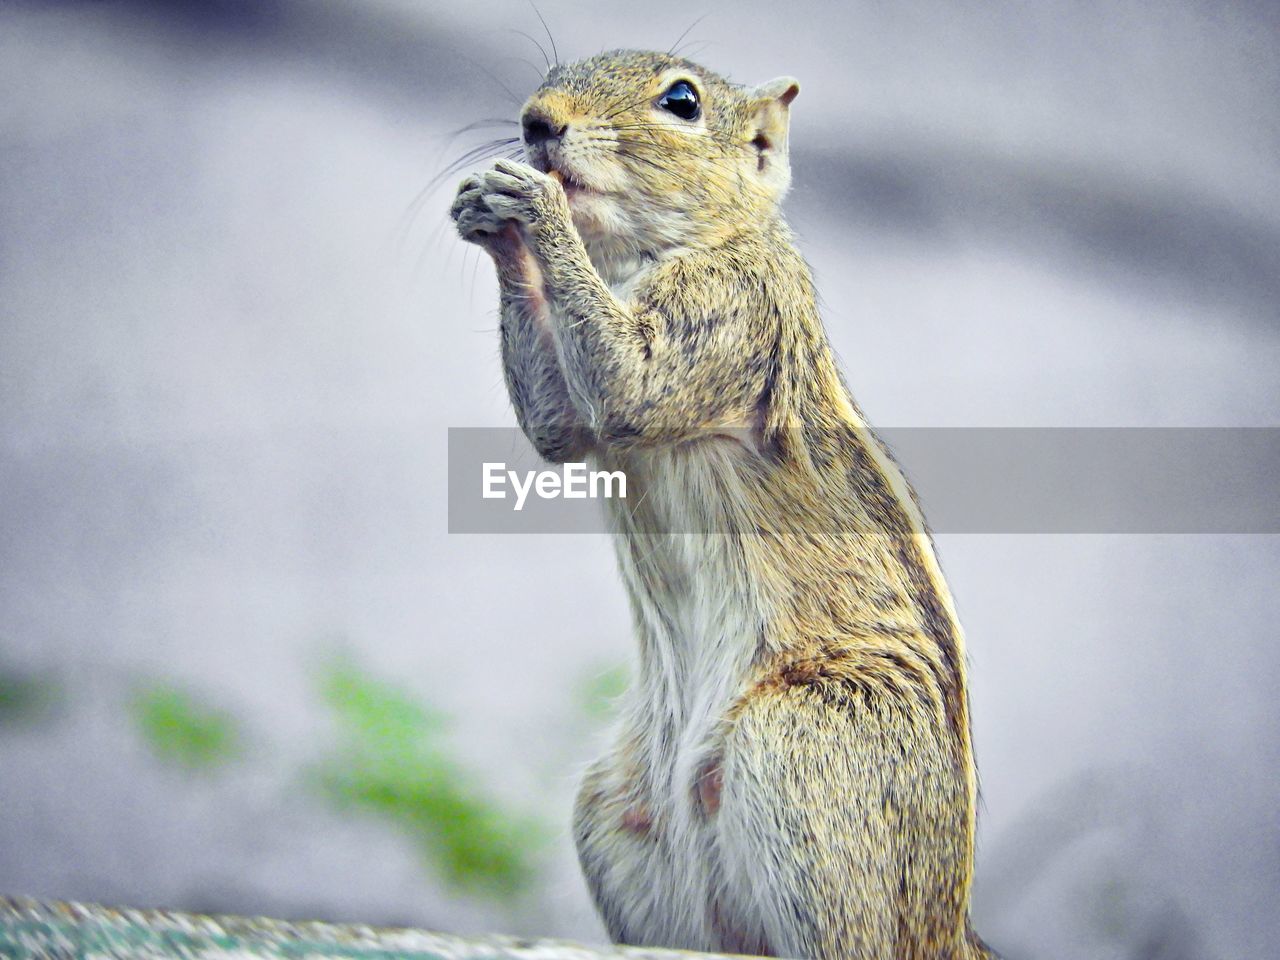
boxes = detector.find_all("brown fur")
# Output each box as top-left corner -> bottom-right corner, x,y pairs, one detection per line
452,50 -> 996,960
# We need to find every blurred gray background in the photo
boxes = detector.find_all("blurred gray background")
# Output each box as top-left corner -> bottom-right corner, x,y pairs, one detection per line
1,2 -> 1278,958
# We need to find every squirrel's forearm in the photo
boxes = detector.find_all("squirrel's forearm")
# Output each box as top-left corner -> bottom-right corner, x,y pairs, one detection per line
492,239 -> 589,462
528,217 -> 766,444
498,293 -> 589,462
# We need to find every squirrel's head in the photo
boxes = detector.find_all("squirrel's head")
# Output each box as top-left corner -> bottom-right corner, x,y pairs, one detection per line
520,50 -> 799,250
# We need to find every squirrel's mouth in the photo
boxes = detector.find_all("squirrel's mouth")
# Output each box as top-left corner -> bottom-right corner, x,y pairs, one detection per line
557,171 -> 587,192
548,167 -> 590,195
530,155 -> 593,195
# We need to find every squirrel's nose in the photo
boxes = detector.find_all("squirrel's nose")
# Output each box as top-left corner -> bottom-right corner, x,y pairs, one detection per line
522,109 -> 567,146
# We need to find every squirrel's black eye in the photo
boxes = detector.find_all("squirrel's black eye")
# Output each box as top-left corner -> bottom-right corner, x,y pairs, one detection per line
657,80 -> 700,121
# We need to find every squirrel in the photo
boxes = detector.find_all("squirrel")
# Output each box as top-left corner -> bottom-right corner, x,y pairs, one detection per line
451,50 -> 997,960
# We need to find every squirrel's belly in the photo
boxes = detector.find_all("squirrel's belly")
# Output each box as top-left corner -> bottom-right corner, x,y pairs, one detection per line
578,446 -> 776,950
573,750 -> 771,953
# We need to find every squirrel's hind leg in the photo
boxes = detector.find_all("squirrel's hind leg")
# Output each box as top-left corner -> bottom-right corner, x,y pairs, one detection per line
715,682 -> 973,960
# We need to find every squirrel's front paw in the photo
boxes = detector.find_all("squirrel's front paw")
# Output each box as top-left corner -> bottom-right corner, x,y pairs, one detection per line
451,173 -> 507,245
450,160 -> 567,244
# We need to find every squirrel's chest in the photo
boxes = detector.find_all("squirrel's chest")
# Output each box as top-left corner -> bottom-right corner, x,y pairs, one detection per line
605,444 -> 770,731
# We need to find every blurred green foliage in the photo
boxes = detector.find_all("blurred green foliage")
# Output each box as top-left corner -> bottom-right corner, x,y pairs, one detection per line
310,656 -> 544,901
0,666 -> 61,727
130,683 -> 242,770
576,662 -> 629,723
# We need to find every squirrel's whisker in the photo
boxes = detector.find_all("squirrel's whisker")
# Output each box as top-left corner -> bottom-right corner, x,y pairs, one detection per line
508,28 -> 551,72
667,14 -> 710,57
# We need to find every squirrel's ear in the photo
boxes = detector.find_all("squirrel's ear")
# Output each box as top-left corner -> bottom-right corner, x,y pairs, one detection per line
747,77 -> 800,197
